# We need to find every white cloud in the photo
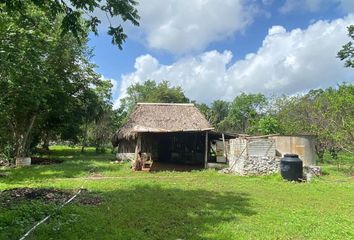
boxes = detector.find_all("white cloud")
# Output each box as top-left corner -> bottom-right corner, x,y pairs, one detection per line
268,26 -> 287,35
133,0 -> 259,54
114,15 -> 354,108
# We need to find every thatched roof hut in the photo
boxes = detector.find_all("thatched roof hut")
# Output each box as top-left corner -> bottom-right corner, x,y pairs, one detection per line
112,103 -> 217,170
112,103 -> 213,146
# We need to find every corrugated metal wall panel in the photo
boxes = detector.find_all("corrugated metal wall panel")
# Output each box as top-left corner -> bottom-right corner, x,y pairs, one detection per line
248,139 -> 275,157
229,138 -> 276,157
229,138 -> 247,156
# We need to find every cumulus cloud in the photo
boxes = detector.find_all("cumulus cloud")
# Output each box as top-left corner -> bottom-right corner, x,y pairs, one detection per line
133,0 -> 259,54
114,15 -> 354,108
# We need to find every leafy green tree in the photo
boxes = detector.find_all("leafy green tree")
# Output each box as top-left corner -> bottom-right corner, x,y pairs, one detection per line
226,93 -> 267,134
338,25 -> 354,68
195,103 -> 212,122
210,100 -> 229,127
0,5 -> 57,158
321,84 -> 354,153
112,106 -> 129,131
0,4 -> 107,160
217,118 -> 235,133
36,78 -> 117,153
274,85 -> 354,161
115,80 -> 190,134
0,0 -> 139,49
196,100 -> 230,132
120,80 -> 190,112
257,116 -> 281,135
85,80 -> 117,153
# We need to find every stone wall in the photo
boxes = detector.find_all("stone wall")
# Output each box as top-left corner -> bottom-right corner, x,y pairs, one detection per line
227,138 -> 279,175
229,156 -> 280,175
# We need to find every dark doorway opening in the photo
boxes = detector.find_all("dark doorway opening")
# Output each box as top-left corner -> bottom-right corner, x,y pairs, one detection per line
156,132 -> 205,166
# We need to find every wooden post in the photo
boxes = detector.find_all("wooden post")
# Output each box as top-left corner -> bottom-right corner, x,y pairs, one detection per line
204,132 -> 208,168
222,133 -> 228,164
134,133 -> 142,170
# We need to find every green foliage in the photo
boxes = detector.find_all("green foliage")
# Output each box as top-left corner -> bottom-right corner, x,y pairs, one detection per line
210,100 -> 229,127
274,84 -> 354,160
111,107 -> 129,131
0,4 -> 60,157
322,84 -> 354,150
195,103 -> 212,122
338,25 -> 354,68
112,80 -> 190,137
195,84 -> 353,161
120,80 -> 190,112
226,93 -> 267,134
0,4 -> 116,158
196,94 -> 267,134
196,100 -> 230,132
0,0 -> 140,50
257,116 -> 281,135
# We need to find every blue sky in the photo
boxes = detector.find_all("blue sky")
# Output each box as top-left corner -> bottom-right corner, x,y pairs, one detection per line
88,0 -> 354,107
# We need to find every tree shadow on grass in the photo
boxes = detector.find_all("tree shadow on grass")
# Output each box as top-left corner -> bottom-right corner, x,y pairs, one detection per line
46,147 -> 115,161
31,184 -> 256,240
0,159 -> 126,186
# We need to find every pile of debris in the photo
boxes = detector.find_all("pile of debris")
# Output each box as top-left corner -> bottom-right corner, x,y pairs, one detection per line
0,188 -> 103,206
227,137 -> 279,175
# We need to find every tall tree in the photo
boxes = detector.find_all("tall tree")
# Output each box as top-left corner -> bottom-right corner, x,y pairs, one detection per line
210,100 -> 229,127
195,103 -> 212,123
115,80 -> 190,132
0,3 -> 106,160
226,93 -> 267,134
120,80 -> 190,112
85,80 -> 116,152
256,116 -> 280,135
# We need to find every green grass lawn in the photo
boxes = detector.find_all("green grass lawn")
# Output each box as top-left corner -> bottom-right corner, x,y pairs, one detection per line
1,146 -> 353,240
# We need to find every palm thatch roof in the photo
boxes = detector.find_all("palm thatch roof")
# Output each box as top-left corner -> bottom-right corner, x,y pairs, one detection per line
112,103 -> 213,146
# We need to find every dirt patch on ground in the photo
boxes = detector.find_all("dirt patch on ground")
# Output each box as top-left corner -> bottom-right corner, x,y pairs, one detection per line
89,172 -> 104,179
146,162 -> 203,172
0,188 -> 103,206
31,157 -> 63,165
77,189 -> 103,205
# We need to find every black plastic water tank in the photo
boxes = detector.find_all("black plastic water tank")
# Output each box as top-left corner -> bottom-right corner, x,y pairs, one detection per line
280,154 -> 303,181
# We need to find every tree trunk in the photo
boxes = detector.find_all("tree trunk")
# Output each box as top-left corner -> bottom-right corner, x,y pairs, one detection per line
81,118 -> 88,153
42,132 -> 50,151
14,114 -> 37,158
